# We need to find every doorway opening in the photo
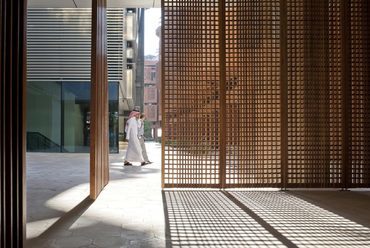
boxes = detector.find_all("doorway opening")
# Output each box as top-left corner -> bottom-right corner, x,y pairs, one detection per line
25,2 -> 162,246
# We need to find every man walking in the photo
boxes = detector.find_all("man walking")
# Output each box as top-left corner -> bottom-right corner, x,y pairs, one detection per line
138,114 -> 152,164
124,110 -> 146,166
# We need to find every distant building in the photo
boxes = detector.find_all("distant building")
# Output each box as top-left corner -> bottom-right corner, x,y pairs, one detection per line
143,26 -> 161,140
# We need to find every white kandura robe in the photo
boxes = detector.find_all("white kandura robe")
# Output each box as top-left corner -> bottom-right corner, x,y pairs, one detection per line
125,117 -> 144,162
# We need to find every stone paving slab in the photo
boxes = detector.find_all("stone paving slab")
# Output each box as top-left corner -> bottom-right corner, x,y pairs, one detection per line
26,141 -> 370,248
26,142 -> 165,248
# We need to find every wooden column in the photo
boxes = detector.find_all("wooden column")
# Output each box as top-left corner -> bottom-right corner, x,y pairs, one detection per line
90,0 -> 109,199
280,0 -> 288,189
219,0 -> 227,188
0,0 -> 27,247
160,4 -> 165,189
341,0 -> 351,189
364,0 -> 370,187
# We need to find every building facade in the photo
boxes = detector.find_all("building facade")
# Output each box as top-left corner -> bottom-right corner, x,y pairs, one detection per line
26,8 -> 144,153
143,26 -> 162,140
144,57 -> 160,139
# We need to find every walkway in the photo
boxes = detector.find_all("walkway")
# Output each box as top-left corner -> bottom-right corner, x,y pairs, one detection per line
26,142 -> 370,247
27,142 -> 164,248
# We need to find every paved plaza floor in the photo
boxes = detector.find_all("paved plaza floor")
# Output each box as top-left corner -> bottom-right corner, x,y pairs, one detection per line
26,142 -> 165,248
26,142 -> 370,248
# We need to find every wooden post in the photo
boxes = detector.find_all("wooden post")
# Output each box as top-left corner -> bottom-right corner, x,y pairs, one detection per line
219,0 -> 227,188
161,3 -> 166,188
0,0 -> 28,246
341,0 -> 350,189
280,0 -> 288,190
90,0 -> 109,199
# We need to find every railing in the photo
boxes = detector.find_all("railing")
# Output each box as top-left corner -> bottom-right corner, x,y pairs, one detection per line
26,132 -> 64,152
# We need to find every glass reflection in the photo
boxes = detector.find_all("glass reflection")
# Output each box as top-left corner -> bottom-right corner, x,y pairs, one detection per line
27,82 -> 119,153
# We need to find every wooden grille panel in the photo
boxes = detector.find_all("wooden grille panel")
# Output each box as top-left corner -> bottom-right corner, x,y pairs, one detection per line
286,0 -> 306,186
225,0 -> 281,187
162,0 -> 370,188
286,0 -> 343,187
349,0 -> 370,187
162,0 -> 221,187
328,0 -> 343,186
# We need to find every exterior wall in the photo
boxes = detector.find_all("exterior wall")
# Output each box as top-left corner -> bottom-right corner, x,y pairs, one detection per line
143,25 -> 162,140
144,58 -> 161,139
144,60 -> 158,122
134,8 -> 145,112
121,8 -> 145,141
27,8 -> 125,82
27,8 -> 130,152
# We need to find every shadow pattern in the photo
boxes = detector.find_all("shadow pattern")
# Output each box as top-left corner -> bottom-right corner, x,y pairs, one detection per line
163,191 -> 370,248
230,191 -> 370,247
163,191 -> 286,247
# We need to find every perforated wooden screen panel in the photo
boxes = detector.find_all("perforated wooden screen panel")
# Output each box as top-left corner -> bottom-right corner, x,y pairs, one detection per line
225,0 -> 281,187
349,0 -> 370,187
162,0 -> 221,187
286,0 -> 343,187
162,0 -> 370,189
328,0 -> 343,187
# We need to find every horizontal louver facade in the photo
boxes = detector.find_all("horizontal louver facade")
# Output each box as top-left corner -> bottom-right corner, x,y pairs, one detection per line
27,8 -> 125,82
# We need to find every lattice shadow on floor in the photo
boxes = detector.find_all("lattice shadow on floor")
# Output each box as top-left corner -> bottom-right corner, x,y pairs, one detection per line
163,191 -> 370,248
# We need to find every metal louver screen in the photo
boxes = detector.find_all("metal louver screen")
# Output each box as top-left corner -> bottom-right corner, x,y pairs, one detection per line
161,0 -> 369,188
27,8 -> 124,82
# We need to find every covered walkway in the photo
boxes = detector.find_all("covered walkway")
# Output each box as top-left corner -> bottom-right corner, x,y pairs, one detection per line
26,143 -> 370,247
26,142 -> 165,248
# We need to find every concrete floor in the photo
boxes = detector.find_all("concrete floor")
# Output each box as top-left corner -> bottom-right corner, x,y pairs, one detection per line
26,142 -> 370,248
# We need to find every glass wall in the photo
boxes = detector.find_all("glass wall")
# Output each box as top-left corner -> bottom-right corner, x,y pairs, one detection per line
27,82 -> 119,153
27,82 -> 62,152
109,83 -> 119,153
62,83 -> 91,152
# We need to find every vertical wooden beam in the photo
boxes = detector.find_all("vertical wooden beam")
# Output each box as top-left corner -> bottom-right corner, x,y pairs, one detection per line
219,0 -> 227,188
280,0 -> 288,189
161,2 -> 165,189
90,0 -> 109,200
365,0 -> 370,187
323,0 -> 330,186
0,0 -> 27,247
341,0 -> 350,189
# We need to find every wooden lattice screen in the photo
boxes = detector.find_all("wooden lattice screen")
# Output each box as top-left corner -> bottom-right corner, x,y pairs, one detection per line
161,0 -> 370,188
162,0 -> 221,187
224,1 -> 281,187
286,0 -> 343,187
349,0 -> 370,187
